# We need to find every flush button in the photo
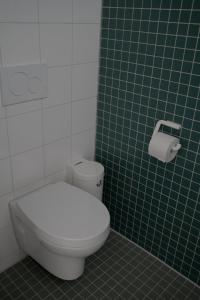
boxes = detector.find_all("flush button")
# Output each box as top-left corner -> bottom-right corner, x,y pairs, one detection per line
0,64 -> 48,106
9,72 -> 28,96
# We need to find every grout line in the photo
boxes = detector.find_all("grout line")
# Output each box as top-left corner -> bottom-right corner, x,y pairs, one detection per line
94,0 -> 104,161
0,21 -> 101,25
111,0 -> 129,230
99,76 -> 199,99
48,60 -> 99,68
100,38 -> 200,53
102,6 -> 200,11
149,0 -> 182,257
99,68 -> 200,89
134,0 -> 166,248
70,1 -> 74,169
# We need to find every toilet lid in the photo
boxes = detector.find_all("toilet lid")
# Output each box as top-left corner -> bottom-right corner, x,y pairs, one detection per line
15,182 -> 110,248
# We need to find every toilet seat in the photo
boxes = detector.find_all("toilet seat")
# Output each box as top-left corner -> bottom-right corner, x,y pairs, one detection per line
14,182 -> 110,249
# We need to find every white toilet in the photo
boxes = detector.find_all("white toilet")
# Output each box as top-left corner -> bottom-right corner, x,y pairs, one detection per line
9,181 -> 110,280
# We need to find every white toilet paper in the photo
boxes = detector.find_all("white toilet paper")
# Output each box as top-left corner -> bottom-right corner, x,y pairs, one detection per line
148,132 -> 180,163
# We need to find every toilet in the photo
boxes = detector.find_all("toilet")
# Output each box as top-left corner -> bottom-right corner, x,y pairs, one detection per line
9,182 -> 110,280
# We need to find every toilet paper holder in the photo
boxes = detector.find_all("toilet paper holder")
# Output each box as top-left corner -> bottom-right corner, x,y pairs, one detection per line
153,120 -> 182,152
153,120 -> 181,135
148,120 -> 182,162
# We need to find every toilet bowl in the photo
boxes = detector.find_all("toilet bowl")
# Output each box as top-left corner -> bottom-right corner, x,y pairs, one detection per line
9,182 -> 110,280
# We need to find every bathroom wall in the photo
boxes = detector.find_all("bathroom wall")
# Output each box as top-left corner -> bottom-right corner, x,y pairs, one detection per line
96,0 -> 200,285
0,0 -> 101,271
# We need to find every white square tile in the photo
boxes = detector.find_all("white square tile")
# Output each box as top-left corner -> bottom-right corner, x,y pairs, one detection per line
45,170 -> 66,186
0,193 -> 13,229
43,67 -> 71,108
13,179 -> 45,199
44,138 -> 70,176
0,250 -> 24,273
0,226 -> 20,261
88,128 -> 96,159
0,24 -> 40,65
0,106 -> 6,119
12,147 -> 44,190
7,110 -> 43,155
43,103 -> 71,144
72,130 -> 92,161
65,164 -> 72,183
39,0 -> 72,23
0,118 -> 9,159
72,63 -> 98,101
72,98 -> 97,134
6,100 -> 42,118
73,24 -> 100,64
73,0 -> 102,23
40,24 -> 72,67
0,0 -> 38,22
0,158 -> 12,196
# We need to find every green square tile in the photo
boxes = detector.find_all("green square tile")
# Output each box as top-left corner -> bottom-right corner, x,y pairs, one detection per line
97,0 -> 200,286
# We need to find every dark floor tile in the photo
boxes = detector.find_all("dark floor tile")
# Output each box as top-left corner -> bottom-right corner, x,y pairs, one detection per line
133,288 -> 147,299
74,288 -> 93,299
85,294 -> 99,300
64,288 -> 78,298
139,283 -> 153,294
146,290 -> 162,299
172,289 -> 189,300
56,296 -> 71,300
21,289 -> 36,299
104,288 -> 122,299
92,289 -> 106,298
86,283 -> 100,294
186,291 -> 200,300
98,281 -> 116,294
72,295 -> 84,300
192,287 -> 200,296
51,288 -> 65,298
43,296 -> 55,300
0,231 -> 198,300
152,284 -> 168,296
122,283 -> 142,295
157,291 -> 172,300
118,288 -> 136,299
30,296 -> 43,300
165,283 -> 182,296
112,271 -> 127,283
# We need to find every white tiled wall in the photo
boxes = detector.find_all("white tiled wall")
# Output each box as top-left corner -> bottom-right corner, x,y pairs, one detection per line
0,0 -> 101,272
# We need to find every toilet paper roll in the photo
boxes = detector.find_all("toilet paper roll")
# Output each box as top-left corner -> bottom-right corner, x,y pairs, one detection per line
148,132 -> 179,163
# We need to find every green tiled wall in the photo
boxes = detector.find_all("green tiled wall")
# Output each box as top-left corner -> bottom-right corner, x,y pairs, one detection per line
96,0 -> 200,285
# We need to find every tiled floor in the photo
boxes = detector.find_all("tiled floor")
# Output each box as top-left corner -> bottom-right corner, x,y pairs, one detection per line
0,231 -> 199,300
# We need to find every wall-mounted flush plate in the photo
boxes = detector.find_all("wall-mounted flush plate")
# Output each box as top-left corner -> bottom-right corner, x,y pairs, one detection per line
0,64 -> 48,106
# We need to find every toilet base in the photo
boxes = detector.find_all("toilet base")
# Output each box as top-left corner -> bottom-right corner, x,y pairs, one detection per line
58,257 -> 85,280
11,215 -> 86,280
43,254 -> 85,280
25,234 -> 86,280
28,240 -> 86,280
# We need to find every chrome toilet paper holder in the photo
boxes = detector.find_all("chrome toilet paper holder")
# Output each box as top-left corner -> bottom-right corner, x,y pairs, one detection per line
153,120 -> 181,135
153,120 -> 182,152
148,120 -> 182,163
